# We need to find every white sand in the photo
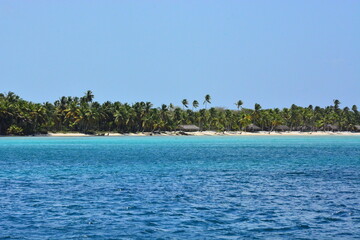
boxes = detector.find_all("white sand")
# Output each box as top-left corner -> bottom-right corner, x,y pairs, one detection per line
46,132 -> 90,137
180,131 -> 360,136
39,131 -> 360,137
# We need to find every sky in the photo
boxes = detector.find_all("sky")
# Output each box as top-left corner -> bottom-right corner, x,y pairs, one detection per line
0,1 -> 359,109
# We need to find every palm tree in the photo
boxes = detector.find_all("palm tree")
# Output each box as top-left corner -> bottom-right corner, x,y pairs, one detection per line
160,104 -> 168,123
209,107 -> 217,130
182,99 -> 188,109
5,91 -> 20,103
240,114 -> 252,131
333,99 -> 341,110
199,109 -> 207,130
253,103 -> 262,129
168,103 -> 173,109
235,100 -> 243,111
64,102 -> 80,130
352,105 -> 358,113
203,94 -> 211,109
85,90 -> 94,103
192,100 -> 199,111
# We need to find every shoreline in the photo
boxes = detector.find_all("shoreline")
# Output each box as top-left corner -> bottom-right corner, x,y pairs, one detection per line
2,131 -> 358,137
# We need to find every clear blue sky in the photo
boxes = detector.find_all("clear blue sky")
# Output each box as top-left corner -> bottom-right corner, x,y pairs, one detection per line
1,1 -> 359,109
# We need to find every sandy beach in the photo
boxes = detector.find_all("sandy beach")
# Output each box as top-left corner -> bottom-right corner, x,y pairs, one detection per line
39,131 -> 360,137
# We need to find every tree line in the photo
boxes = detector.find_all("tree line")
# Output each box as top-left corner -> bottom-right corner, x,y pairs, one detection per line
0,91 -> 359,135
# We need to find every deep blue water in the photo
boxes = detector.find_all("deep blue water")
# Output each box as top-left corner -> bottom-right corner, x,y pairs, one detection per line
1,136 -> 360,239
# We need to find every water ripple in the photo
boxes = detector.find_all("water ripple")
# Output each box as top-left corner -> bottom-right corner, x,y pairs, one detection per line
0,136 -> 360,239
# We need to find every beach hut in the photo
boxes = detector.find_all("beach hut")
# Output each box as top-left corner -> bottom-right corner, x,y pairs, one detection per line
177,125 -> 200,132
275,125 -> 290,132
245,124 -> 261,132
323,124 -> 339,131
298,125 -> 312,132
353,125 -> 360,132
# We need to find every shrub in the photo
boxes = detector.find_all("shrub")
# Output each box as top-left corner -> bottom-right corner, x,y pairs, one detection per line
7,125 -> 24,136
38,128 -> 48,134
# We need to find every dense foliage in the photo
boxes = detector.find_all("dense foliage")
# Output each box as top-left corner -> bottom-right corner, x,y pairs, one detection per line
0,91 -> 359,135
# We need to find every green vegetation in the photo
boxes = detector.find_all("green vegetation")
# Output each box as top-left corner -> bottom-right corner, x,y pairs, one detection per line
0,91 -> 359,135
6,125 -> 24,136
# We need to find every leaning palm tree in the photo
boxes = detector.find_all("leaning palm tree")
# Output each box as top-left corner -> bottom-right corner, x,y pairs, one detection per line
352,105 -> 358,113
192,100 -> 199,111
254,103 -> 261,112
203,94 -> 211,109
182,99 -> 188,109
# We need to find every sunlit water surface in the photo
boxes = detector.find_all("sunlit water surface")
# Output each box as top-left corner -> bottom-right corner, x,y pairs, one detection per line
1,136 -> 360,239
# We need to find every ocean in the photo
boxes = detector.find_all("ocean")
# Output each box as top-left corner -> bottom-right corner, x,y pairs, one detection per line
1,136 -> 360,239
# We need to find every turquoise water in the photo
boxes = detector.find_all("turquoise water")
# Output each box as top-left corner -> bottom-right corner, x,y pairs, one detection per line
1,136 -> 360,239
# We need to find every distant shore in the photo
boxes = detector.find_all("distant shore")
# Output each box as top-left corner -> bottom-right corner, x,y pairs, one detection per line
17,131 -> 360,137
